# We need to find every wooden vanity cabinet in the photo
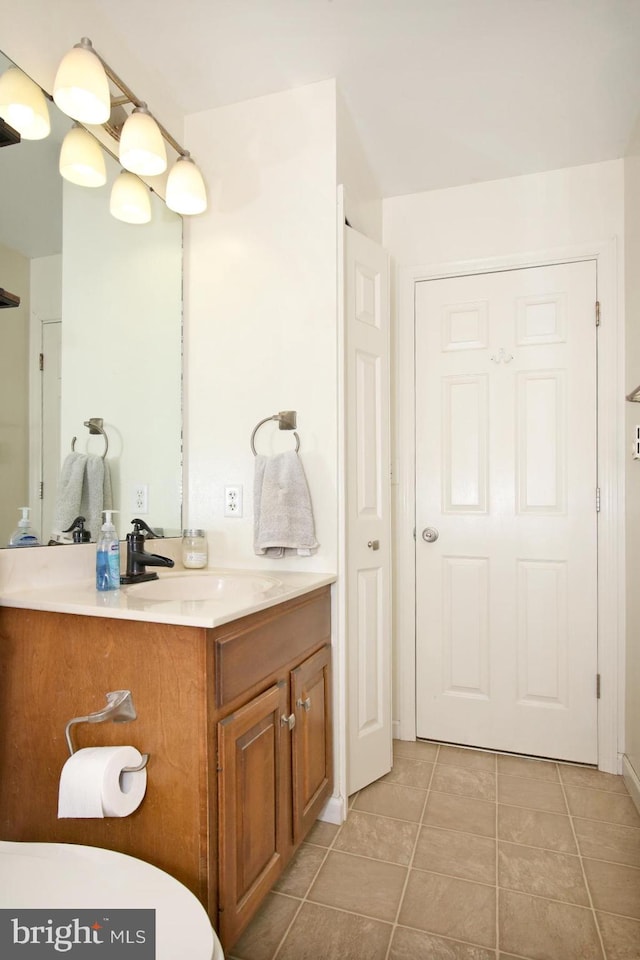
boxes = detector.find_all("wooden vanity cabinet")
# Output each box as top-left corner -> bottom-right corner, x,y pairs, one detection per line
216,643 -> 332,946
0,585 -> 332,952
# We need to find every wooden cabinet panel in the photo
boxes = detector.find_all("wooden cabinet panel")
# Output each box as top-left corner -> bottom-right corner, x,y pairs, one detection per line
214,589 -> 331,708
217,681 -> 289,947
291,645 -> 333,842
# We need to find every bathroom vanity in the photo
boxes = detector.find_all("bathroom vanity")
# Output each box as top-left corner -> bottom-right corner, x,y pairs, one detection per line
0,571 -> 334,949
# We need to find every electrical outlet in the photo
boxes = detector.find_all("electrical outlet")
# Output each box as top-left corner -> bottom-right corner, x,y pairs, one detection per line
224,485 -> 243,517
634,426 -> 640,460
133,484 -> 148,514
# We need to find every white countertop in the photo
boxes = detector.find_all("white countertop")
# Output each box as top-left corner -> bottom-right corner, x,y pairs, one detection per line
0,569 -> 336,628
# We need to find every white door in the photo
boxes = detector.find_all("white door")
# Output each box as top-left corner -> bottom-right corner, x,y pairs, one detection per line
345,225 -> 392,793
415,261 -> 598,764
40,319 -> 62,541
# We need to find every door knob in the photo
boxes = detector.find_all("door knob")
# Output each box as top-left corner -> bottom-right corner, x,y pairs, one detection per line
367,539 -> 380,550
422,527 -> 439,543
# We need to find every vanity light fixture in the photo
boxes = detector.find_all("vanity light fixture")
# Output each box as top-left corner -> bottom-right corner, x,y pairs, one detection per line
110,169 -> 152,224
53,38 -> 111,125
53,37 -> 207,218
0,65 -> 50,140
166,152 -> 207,215
119,102 -> 167,176
59,123 -> 107,187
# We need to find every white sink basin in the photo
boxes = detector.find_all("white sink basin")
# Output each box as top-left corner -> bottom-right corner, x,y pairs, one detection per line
125,571 -> 282,604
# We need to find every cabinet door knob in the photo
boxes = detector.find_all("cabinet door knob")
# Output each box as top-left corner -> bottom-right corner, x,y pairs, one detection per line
367,539 -> 380,550
281,713 -> 296,730
296,697 -> 311,712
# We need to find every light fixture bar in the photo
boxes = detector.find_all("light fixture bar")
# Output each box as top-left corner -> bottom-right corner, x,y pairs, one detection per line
91,45 -> 185,157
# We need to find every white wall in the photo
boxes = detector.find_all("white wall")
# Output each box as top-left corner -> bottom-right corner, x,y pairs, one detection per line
0,242 -> 29,544
625,119 -> 640,796
384,160 -> 625,741
183,79 -> 339,572
336,89 -> 382,243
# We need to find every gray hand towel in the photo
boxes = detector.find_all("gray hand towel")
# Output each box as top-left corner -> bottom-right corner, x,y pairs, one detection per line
53,452 -> 88,537
254,450 -> 318,558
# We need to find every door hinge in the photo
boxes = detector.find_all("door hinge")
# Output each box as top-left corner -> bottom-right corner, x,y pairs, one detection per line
596,487 -> 601,512
413,527 -> 416,541
596,673 -> 601,699
39,352 -> 44,371
595,301 -> 601,326
39,481 -> 44,500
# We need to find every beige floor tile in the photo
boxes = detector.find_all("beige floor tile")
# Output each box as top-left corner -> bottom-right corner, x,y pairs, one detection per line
413,825 -> 496,884
334,810 -> 419,865
381,757 -> 435,789
574,817 -> 640,867
498,774 -> 567,814
389,925 -> 496,959
308,850 -> 407,922
596,911 -> 640,960
399,869 -> 496,949
276,902 -> 392,960
423,792 -> 496,838
497,754 -> 559,782
353,780 -> 427,822
499,889 -> 604,959
498,841 -> 589,906
305,819 -> 340,847
564,786 -> 640,827
437,745 -> 496,773
431,764 -> 496,802
559,763 -> 629,794
393,739 -> 439,762
498,804 -> 577,853
230,892 -> 299,960
273,842 -> 326,897
582,858 -> 640,919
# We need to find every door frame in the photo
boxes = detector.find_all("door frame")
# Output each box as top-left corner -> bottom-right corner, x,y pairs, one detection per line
394,240 -> 624,774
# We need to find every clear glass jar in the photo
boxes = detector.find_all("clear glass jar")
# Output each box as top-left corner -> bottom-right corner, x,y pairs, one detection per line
182,528 -> 208,569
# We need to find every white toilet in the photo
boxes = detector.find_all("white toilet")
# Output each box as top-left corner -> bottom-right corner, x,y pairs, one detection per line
0,840 -> 224,959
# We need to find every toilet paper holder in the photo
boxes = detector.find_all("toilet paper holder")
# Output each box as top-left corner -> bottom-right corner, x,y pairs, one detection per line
64,690 -> 150,772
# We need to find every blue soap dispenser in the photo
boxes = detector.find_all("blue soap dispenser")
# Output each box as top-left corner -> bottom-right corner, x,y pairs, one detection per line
96,509 -> 120,591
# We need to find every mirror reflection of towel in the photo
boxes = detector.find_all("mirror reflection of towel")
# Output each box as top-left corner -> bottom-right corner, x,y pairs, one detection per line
53,452 -> 113,542
53,452 -> 88,535
253,450 -> 318,558
81,455 -> 113,543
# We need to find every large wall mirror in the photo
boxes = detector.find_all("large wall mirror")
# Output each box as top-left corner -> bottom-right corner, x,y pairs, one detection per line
0,51 -> 183,546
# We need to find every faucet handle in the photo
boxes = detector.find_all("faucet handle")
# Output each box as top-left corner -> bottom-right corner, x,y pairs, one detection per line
130,518 -> 160,539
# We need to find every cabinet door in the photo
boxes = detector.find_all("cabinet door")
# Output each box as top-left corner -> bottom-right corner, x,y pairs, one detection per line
217,681 -> 289,947
291,645 -> 333,842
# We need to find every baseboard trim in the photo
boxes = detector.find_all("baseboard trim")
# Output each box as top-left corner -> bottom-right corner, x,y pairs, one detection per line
317,794 -> 345,825
623,755 -> 640,816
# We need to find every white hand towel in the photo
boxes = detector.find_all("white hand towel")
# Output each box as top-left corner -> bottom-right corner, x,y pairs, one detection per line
53,452 -> 88,537
81,455 -> 113,542
254,450 -> 318,558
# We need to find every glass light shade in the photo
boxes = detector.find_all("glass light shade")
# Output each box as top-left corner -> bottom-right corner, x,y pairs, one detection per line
59,125 -> 107,187
53,38 -> 110,125
119,105 -> 167,176
166,154 -> 208,215
0,66 -> 50,140
110,171 -> 151,224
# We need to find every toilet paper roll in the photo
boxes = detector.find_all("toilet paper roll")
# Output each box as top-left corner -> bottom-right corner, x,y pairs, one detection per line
58,746 -> 147,819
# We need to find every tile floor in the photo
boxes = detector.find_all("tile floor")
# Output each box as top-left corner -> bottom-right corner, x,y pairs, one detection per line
227,739 -> 640,960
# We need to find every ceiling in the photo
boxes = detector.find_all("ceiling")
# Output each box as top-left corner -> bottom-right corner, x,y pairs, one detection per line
91,0 -> 640,197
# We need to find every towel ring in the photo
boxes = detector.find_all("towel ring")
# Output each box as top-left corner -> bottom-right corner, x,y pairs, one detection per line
251,411 -> 300,456
71,417 -> 109,459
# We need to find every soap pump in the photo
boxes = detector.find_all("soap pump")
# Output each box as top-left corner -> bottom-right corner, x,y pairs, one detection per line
62,516 -> 91,543
8,507 -> 40,547
96,509 -> 120,592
